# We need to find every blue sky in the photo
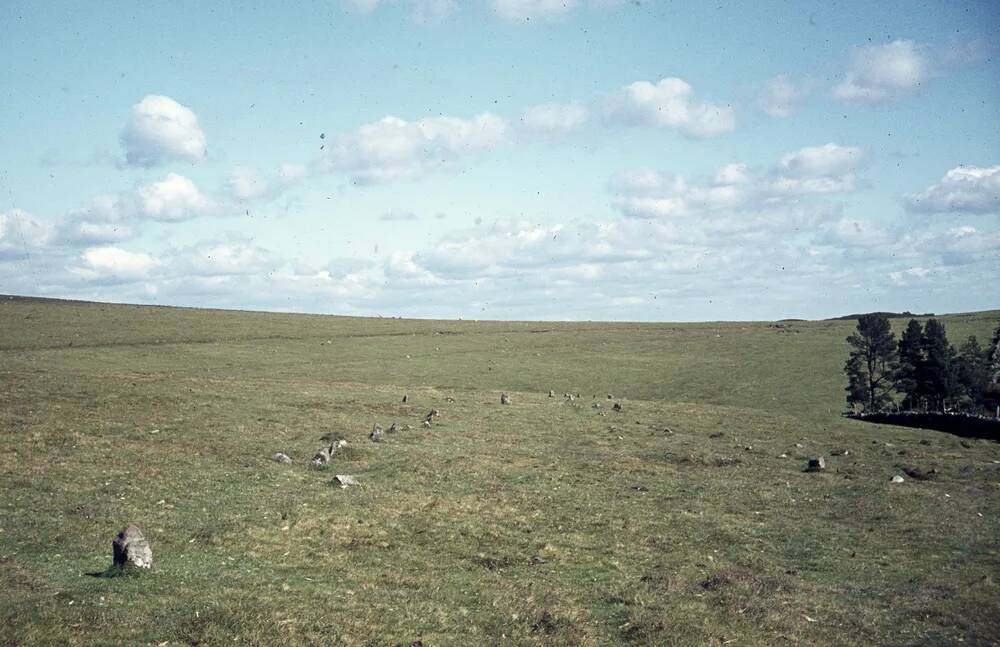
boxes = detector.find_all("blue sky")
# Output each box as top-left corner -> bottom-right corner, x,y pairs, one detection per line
1,0 -> 998,320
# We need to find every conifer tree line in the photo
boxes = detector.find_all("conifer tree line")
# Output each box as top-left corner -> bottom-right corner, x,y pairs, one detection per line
845,314 -> 1000,415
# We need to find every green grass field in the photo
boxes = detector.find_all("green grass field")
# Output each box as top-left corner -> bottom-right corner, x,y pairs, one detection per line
1,296 -> 998,646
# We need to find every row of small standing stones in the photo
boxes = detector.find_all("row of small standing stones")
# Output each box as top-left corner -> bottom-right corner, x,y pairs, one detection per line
112,389 -> 623,571
805,455 -> 908,483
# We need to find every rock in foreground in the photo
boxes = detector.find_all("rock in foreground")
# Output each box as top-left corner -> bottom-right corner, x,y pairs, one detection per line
113,524 -> 152,570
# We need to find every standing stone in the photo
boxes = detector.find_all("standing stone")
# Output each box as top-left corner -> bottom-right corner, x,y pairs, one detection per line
805,457 -> 826,472
387,422 -> 398,434
371,423 -> 384,442
311,445 -> 334,468
113,524 -> 152,570
402,394 -> 408,403
500,392 -> 511,405
548,390 -> 555,398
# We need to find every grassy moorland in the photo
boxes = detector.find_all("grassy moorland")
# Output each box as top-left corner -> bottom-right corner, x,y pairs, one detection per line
0,296 -> 998,646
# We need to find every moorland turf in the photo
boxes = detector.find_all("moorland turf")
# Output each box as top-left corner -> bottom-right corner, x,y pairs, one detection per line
1,297 -> 998,645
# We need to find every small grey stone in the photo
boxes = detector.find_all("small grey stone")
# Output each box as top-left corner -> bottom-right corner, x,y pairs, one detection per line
422,419 -> 431,428
370,424 -> 383,442
805,457 -> 826,472
272,452 -> 292,464
387,422 -> 398,433
548,390 -> 555,397
113,524 -> 152,569
612,402 -> 623,412
500,392 -> 511,405
334,474 -> 359,487
891,475 -> 905,483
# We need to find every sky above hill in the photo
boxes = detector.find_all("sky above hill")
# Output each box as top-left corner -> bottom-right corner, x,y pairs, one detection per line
1,1 -> 998,321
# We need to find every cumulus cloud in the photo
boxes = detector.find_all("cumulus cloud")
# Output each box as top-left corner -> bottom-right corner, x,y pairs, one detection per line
379,210 -> 419,221
903,165 -> 1000,214
521,101 -> 589,135
756,75 -> 812,118
323,113 -> 508,184
0,209 -> 52,259
69,246 -> 160,282
342,0 -> 456,22
494,0 -> 579,21
603,78 -> 735,138
120,95 -> 207,167
770,143 -> 863,195
136,173 -> 211,221
610,144 -> 862,221
833,40 -> 929,103
227,164 -> 306,202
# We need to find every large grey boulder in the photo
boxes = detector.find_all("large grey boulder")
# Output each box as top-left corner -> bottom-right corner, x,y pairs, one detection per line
113,524 -> 152,570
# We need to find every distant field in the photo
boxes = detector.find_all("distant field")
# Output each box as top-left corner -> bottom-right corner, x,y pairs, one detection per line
1,297 -> 998,645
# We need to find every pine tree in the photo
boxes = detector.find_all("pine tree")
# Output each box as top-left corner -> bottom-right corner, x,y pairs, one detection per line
896,318 -> 924,409
985,323 -> 1000,414
919,318 -> 958,411
845,314 -> 899,413
955,335 -> 988,410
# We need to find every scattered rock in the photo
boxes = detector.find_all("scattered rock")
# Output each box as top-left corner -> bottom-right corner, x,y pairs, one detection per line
902,466 -> 938,481
548,390 -> 555,397
445,396 -> 456,403
891,475 -> 905,484
500,392 -> 511,405
333,474 -> 359,488
402,394 -> 408,403
112,524 -> 152,570
831,448 -> 850,456
370,424 -> 383,442
422,419 -> 432,428
272,452 -> 292,464
607,394 -> 614,400
709,432 -> 724,439
612,402 -> 623,412
592,402 -> 601,409
387,422 -> 398,434
630,484 -> 649,492
311,445 -> 334,468
805,457 -> 826,472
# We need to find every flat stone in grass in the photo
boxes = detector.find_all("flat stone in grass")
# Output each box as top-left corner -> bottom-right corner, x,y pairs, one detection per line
113,524 -> 152,570
333,474 -> 359,488
891,475 -> 905,483
805,457 -> 826,472
272,452 -> 292,464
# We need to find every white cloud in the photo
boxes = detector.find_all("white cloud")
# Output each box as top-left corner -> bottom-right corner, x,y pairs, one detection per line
770,143 -> 863,195
227,164 -> 306,202
603,78 -> 735,138
903,165 -> 1000,214
833,40 -> 928,103
342,0 -> 457,21
0,209 -> 52,259
120,95 -> 207,167
756,75 -> 812,118
136,173 -> 211,221
889,266 -> 934,286
821,218 -> 895,249
521,101 -> 589,135
610,144 -> 862,221
70,246 -> 160,282
324,113 -> 508,184
494,0 -> 578,21
379,210 -> 419,221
